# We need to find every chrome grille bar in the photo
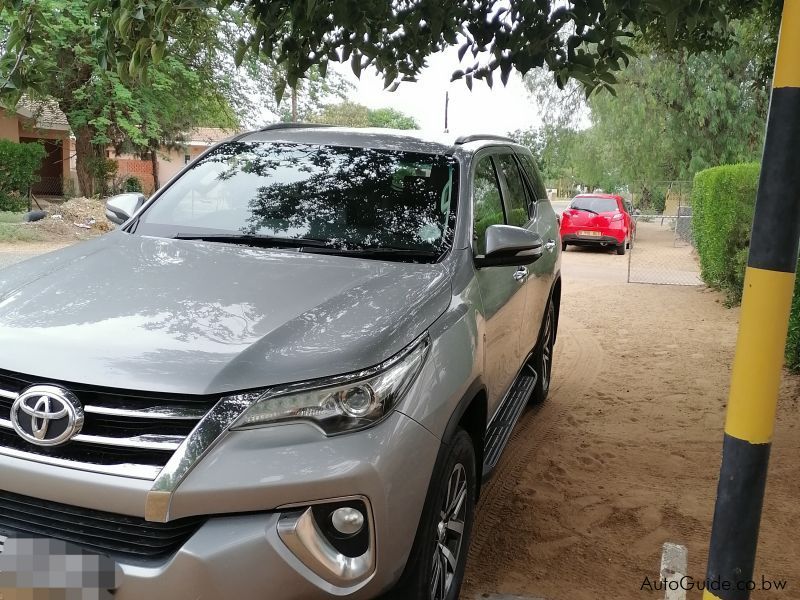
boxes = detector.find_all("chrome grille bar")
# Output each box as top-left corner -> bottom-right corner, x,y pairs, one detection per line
72,433 -> 183,451
0,444 -> 162,479
0,419 -> 182,451
0,377 -> 216,481
83,404 -> 206,420
0,388 -> 18,400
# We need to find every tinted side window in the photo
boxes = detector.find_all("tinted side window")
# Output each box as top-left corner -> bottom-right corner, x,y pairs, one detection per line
497,154 -> 530,227
473,157 -> 505,255
517,153 -> 547,201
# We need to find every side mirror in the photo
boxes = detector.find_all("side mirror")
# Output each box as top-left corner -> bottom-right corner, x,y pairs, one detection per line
475,224 -> 543,268
106,193 -> 146,225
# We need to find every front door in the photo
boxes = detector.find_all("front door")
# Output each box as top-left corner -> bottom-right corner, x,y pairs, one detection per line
494,152 -> 542,357
471,153 -> 527,418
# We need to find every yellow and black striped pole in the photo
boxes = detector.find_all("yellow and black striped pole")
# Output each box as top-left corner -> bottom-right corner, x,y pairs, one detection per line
704,2 -> 800,598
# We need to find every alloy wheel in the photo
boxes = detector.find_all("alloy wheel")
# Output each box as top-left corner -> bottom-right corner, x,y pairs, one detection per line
429,463 -> 468,600
540,304 -> 554,393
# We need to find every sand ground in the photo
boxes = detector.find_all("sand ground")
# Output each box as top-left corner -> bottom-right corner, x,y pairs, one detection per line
463,239 -> 800,599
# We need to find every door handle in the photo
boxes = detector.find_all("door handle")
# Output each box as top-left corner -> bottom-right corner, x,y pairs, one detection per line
513,266 -> 528,282
544,239 -> 556,252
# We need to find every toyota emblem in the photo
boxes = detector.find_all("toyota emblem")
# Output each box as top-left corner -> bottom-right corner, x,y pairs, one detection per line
10,385 -> 84,446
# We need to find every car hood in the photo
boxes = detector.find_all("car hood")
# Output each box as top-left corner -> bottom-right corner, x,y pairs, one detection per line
0,233 -> 451,394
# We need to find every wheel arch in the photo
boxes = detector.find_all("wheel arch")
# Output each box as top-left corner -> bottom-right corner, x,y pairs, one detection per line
442,379 -> 488,500
551,274 -> 562,345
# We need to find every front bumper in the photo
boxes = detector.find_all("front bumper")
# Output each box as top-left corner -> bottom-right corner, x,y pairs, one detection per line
0,411 -> 441,600
115,512 -> 370,600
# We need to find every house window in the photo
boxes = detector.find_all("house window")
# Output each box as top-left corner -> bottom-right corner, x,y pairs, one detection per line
184,154 -> 191,165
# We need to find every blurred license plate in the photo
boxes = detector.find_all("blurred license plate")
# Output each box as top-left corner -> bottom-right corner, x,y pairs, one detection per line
579,230 -> 601,237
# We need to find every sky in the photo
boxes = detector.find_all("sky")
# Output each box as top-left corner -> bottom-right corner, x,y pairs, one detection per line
332,45 -> 543,136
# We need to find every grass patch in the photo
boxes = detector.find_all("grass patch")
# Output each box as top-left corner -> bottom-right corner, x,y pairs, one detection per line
0,211 -> 24,224
0,222 -> 44,243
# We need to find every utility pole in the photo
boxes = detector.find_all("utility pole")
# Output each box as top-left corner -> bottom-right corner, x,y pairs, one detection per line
704,2 -> 800,598
444,91 -> 449,133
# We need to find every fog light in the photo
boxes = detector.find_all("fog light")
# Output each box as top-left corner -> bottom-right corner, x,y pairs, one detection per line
331,507 -> 365,535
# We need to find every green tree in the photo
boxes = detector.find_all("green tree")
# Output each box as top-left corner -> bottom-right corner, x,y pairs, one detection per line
521,14 -> 774,197
78,0 -> 778,96
309,101 -> 371,127
309,102 -> 418,129
510,125 -> 579,185
0,1 -> 242,196
367,108 -> 418,130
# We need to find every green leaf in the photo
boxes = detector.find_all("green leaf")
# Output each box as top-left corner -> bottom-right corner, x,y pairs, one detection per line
234,40 -> 247,67
274,79 -> 287,105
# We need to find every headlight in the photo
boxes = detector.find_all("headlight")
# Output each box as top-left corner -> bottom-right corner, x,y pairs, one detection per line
231,336 -> 429,435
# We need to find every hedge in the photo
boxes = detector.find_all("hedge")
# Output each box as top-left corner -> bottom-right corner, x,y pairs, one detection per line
0,140 -> 46,212
691,162 -> 800,370
692,163 -> 760,303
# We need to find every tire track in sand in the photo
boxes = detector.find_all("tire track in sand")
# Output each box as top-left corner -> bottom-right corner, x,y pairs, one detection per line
464,320 -> 604,583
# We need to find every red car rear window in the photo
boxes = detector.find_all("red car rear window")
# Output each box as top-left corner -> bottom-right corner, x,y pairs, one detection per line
570,197 -> 619,213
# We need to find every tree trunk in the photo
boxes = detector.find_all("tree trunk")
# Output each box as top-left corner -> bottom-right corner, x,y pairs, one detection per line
150,148 -> 160,191
74,125 -> 96,198
291,87 -> 298,122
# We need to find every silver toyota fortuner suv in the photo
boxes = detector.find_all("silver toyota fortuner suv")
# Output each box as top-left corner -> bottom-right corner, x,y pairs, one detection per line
0,126 -> 561,600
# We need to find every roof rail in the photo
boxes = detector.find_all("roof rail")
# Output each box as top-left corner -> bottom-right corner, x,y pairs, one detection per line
258,122 -> 334,132
454,134 -> 515,145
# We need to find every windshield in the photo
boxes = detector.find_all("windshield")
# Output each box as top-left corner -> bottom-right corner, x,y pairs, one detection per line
134,141 -> 458,257
570,196 -> 619,213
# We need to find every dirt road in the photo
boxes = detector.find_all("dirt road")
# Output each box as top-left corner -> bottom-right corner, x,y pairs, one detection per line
0,243 -> 71,269
463,245 -> 800,599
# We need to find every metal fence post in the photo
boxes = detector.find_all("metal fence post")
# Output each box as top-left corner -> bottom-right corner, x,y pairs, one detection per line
703,2 -> 800,598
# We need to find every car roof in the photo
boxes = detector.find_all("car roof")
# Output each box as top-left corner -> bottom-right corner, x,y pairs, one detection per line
235,124 -> 523,155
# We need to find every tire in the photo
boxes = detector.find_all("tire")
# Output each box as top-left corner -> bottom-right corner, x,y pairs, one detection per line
530,297 -> 556,404
561,241 -> 568,252
381,429 -> 476,600
616,241 -> 626,255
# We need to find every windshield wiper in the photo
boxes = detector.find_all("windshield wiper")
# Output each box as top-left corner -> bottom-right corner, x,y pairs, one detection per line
303,246 -> 440,260
573,207 -> 599,215
174,233 -> 334,248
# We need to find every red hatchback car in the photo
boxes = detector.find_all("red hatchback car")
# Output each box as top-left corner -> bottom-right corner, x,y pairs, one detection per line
559,193 -> 635,255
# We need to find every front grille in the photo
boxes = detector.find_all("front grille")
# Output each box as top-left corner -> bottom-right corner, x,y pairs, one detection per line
0,489 -> 205,561
0,369 -> 219,479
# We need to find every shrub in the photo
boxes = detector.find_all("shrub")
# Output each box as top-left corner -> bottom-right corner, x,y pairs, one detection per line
787,275 -> 800,371
691,163 -> 760,304
87,156 -> 118,196
691,162 -> 800,371
0,140 -> 46,212
123,176 -> 143,193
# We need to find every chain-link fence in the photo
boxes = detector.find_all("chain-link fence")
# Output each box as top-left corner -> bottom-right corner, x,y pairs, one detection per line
627,214 -> 703,286
30,175 -> 65,197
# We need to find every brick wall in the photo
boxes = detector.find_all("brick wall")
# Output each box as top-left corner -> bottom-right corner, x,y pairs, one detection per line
115,158 -> 155,194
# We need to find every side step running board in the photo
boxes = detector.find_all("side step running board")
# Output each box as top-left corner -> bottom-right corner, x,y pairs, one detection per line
482,365 -> 537,479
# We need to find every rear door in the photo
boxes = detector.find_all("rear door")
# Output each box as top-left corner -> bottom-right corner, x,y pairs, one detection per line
513,151 -> 559,352
471,152 -> 526,417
